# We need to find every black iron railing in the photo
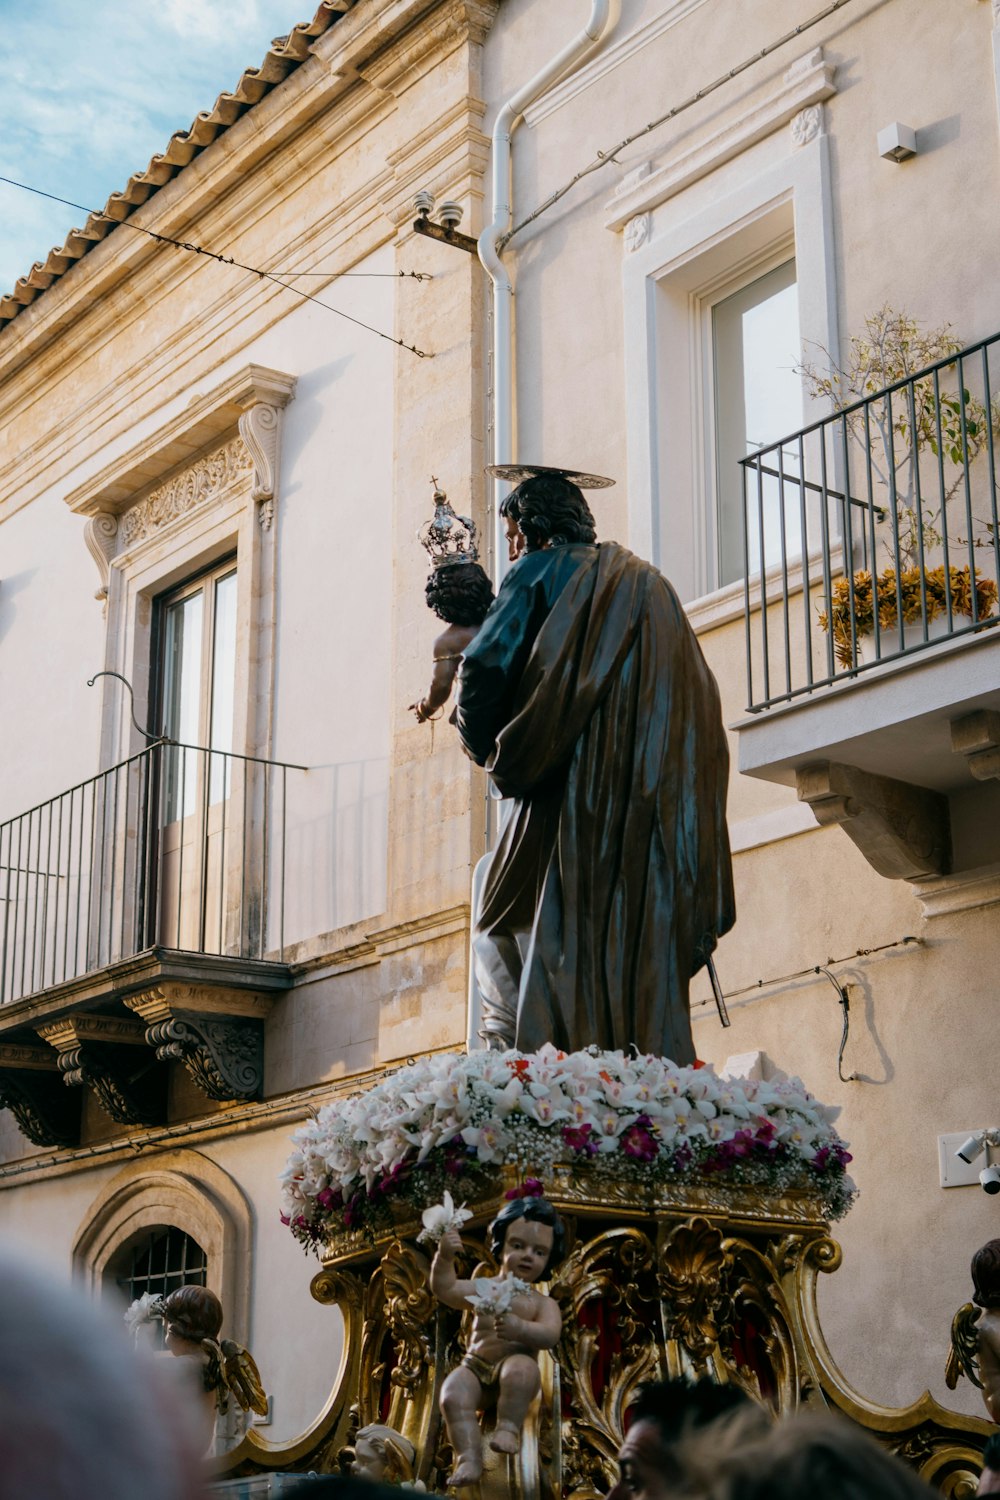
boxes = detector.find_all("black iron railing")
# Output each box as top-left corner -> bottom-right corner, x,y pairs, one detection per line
0,742 -> 305,1006
741,333 -> 1000,711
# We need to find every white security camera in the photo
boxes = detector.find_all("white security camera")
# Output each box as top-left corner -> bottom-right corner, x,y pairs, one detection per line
958,1134 -> 987,1164
981,1167 -> 1000,1195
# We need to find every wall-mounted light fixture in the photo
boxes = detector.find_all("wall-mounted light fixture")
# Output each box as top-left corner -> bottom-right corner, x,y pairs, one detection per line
877,122 -> 917,162
412,191 -> 479,255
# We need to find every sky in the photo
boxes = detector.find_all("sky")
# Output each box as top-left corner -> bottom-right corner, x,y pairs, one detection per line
0,0 -> 313,294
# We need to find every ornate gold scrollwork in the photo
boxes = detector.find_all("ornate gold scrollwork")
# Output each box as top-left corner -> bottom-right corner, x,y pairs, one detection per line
216,1183 -> 995,1496
554,1226 -> 660,1495
658,1216 -> 733,1373
382,1239 -> 435,1397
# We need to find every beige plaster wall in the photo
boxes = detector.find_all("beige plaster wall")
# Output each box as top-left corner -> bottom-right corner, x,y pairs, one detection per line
474,0 -> 1000,1415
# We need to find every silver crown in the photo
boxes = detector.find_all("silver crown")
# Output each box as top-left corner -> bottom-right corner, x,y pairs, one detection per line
417,479 -> 479,568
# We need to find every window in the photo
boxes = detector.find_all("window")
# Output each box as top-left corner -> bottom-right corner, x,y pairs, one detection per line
153,558 -> 238,951
159,561 -> 238,818
710,258 -> 803,586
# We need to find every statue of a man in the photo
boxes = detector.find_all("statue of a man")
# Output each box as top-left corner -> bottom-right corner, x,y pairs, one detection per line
455,467 -> 735,1063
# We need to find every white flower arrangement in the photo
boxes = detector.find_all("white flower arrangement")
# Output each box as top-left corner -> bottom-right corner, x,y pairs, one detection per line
416,1190 -> 474,1245
279,1045 -> 855,1251
467,1276 -> 531,1316
125,1292 -> 166,1335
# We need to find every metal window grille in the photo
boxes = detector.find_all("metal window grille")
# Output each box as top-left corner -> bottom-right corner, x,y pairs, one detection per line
121,1227 -> 208,1304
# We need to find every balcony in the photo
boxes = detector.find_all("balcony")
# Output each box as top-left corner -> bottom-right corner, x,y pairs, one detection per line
0,742 -> 304,1146
733,332 -> 1000,883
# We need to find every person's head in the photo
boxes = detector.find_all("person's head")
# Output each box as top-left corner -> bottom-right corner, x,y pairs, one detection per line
696,1409 -> 936,1500
162,1285 -> 223,1349
608,1380 -> 763,1500
972,1241 -> 1000,1309
351,1423 -> 417,1484
489,1194 -> 565,1280
0,1242 -> 204,1500
978,1431 -> 1000,1495
500,475 -> 597,555
424,561 -> 495,627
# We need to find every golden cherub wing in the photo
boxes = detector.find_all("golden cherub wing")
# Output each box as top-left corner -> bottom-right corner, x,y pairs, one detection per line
946,1302 -> 983,1390
219,1338 -> 269,1416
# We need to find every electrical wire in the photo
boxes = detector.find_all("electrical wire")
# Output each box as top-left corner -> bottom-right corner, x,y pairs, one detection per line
0,173 -> 432,356
691,935 -> 920,1011
501,0 -> 857,248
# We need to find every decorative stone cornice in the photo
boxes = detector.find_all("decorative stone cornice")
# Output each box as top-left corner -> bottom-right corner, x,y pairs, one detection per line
381,96 -> 490,228
65,364 -> 297,519
796,760 -> 950,880
119,437 -> 252,546
124,983 -> 272,1102
352,0 -> 497,99
605,46 -> 837,231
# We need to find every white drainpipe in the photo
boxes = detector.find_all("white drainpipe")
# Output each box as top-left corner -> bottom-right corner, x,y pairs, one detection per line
477,0 -> 614,582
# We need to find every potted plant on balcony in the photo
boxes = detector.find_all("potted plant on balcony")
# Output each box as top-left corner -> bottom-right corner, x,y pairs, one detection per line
801,308 -> 999,665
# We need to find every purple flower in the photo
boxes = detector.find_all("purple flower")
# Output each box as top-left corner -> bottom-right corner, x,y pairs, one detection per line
621,1116 -> 660,1163
505,1177 -> 545,1200
562,1123 -> 599,1157
316,1186 -> 343,1213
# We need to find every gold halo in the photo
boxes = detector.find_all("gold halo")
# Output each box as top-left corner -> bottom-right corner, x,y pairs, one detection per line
485,463 -> 616,489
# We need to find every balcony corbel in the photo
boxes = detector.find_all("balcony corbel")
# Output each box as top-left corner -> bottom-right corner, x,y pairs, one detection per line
795,760 -> 951,880
951,710 -> 1000,783
124,983 -> 272,1102
0,1043 -> 81,1147
35,1015 -> 167,1127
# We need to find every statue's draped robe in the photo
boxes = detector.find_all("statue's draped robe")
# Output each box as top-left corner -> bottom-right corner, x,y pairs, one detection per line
455,541 -> 735,1063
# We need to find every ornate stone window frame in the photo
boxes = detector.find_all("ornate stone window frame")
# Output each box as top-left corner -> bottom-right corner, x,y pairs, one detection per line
611,50 -> 839,618
65,364 -> 296,767
72,1148 -> 252,1341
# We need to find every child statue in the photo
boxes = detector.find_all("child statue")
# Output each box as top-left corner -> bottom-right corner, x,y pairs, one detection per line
410,561 -> 495,724
127,1284 -> 267,1453
972,1240 -> 1000,1420
429,1193 -> 564,1487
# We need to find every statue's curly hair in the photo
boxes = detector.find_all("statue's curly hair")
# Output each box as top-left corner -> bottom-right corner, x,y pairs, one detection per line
972,1240 -> 1000,1308
489,1195 -> 565,1273
162,1285 -> 223,1342
500,475 -> 596,552
425,561 -> 495,626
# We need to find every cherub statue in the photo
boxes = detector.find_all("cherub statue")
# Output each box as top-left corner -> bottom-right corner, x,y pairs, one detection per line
429,1192 -> 564,1487
946,1239 -> 1000,1421
410,561 -> 495,723
352,1423 -> 424,1487
126,1285 -> 267,1452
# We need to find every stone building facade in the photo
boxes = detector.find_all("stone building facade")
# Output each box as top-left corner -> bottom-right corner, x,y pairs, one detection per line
0,0 -> 998,1446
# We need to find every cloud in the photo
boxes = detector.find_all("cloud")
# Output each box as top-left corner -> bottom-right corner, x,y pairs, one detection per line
0,0 -> 306,294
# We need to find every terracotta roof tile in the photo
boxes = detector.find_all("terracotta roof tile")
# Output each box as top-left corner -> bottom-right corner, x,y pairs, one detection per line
0,1 -> 352,332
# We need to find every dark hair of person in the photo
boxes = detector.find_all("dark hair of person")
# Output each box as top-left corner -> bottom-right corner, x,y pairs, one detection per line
162,1285 -> 223,1342
972,1240 -> 1000,1308
629,1377 -> 752,1447
501,475 -> 597,552
280,1478 -> 407,1500
425,561 -> 495,626
490,1195 -> 566,1273
983,1431 -> 1000,1473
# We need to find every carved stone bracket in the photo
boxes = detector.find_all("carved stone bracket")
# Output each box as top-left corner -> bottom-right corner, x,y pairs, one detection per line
0,1042 -> 80,1147
35,1015 -> 166,1126
83,511 -> 119,603
951,710 -> 1000,782
124,983 -> 273,1102
237,404 -> 281,528
796,759 -> 951,879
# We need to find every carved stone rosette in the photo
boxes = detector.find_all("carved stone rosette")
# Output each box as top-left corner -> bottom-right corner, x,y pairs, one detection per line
216,1171 -> 993,1495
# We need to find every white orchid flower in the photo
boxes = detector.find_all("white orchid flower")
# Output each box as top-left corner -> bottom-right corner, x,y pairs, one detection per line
416,1190 -> 473,1245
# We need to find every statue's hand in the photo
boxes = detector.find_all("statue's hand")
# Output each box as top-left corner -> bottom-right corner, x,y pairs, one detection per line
438,1227 -> 463,1261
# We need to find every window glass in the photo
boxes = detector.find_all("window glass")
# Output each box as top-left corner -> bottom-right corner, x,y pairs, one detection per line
209,569 -> 238,803
162,590 -> 204,819
115,1227 -> 208,1346
712,260 -> 802,585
